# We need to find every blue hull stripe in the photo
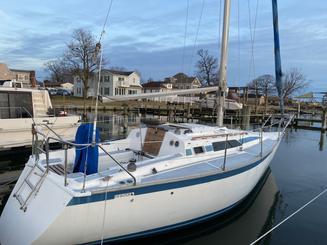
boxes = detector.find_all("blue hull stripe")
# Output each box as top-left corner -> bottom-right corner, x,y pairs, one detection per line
68,151 -> 272,206
83,196 -> 244,245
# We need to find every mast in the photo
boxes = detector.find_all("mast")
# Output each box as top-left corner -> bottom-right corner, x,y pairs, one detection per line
216,0 -> 231,126
272,0 -> 284,115
92,42 -> 102,144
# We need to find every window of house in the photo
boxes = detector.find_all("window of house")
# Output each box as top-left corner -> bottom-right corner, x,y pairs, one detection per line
115,88 -> 118,95
104,76 -> 110,82
128,90 -> 137,94
193,146 -> 204,154
118,77 -> 124,81
104,88 -> 110,95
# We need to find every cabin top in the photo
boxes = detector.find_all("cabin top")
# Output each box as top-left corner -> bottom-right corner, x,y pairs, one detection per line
0,86 -> 53,119
127,124 -> 252,159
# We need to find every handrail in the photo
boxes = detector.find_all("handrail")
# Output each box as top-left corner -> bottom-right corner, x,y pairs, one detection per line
262,114 -> 272,128
41,124 -> 64,141
99,145 -> 137,186
31,115 -> 294,191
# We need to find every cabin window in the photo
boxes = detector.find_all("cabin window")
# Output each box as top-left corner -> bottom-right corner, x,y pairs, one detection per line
205,145 -> 213,152
175,141 -> 179,147
185,149 -> 192,156
193,146 -> 204,154
212,140 -> 242,152
228,140 -> 242,148
0,91 -> 33,119
212,141 -> 226,151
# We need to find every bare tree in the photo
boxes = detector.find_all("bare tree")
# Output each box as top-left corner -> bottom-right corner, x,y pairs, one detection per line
195,49 -> 218,86
248,74 -> 275,114
282,68 -> 308,101
45,59 -> 73,83
64,28 -> 100,113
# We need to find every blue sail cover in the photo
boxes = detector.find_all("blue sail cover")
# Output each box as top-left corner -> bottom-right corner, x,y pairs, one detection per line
73,124 -> 100,175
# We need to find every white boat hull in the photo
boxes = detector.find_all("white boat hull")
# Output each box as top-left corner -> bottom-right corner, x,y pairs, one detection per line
0,143 -> 278,245
0,116 -> 80,150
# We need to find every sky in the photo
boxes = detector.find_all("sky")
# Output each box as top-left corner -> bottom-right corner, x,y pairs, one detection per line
1,0 -> 326,92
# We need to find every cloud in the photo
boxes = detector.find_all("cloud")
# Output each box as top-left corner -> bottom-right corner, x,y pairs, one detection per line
0,0 -> 326,91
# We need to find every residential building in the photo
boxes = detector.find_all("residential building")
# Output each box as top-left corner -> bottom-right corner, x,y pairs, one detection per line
0,63 -> 36,87
44,81 -> 74,89
73,69 -> 142,97
164,73 -> 201,90
143,81 -> 173,93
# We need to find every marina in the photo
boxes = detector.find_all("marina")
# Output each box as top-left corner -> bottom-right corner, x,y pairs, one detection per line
0,113 -> 326,244
1,0 -> 327,244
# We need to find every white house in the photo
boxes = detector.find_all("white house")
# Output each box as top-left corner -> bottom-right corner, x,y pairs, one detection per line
142,81 -> 173,93
73,69 -> 142,97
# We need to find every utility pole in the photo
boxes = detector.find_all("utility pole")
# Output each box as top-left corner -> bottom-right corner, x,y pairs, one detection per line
216,0 -> 231,126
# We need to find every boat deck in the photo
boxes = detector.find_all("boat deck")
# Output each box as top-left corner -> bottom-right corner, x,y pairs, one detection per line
58,138 -> 277,193
141,139 -> 276,184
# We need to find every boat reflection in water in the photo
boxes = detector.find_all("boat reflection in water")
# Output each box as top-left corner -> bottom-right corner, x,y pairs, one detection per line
119,168 -> 279,245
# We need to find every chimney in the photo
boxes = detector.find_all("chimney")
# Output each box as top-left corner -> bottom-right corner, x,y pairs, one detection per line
30,71 -> 36,88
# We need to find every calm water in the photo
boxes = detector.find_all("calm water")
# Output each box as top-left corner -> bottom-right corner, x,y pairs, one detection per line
0,112 -> 326,244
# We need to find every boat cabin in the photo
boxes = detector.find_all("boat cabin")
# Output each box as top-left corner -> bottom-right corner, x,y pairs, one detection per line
0,86 -> 52,119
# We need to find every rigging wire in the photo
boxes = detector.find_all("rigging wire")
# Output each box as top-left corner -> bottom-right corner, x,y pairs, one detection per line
99,0 -> 114,42
237,0 -> 241,86
181,0 -> 190,74
247,0 -> 260,82
187,0 -> 206,75
100,177 -> 110,245
95,1 -> 115,243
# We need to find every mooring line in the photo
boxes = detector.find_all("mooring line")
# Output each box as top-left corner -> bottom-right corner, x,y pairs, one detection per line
250,187 -> 327,245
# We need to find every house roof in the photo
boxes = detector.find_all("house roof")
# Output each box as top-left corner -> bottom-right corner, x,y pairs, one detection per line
129,84 -> 143,88
10,69 -> 34,73
243,93 -> 264,99
172,73 -> 198,84
44,81 -> 73,87
143,81 -> 170,89
104,69 -> 135,76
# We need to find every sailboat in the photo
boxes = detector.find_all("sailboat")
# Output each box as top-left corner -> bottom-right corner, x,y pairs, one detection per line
0,0 -> 292,244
